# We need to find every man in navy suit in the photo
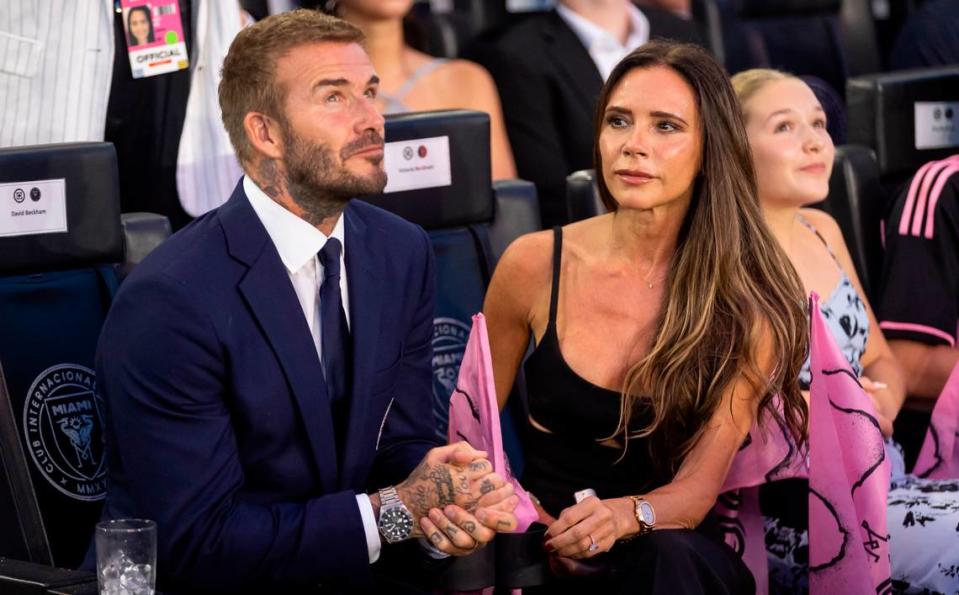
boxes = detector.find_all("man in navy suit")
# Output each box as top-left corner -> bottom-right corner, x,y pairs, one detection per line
95,10 -> 517,594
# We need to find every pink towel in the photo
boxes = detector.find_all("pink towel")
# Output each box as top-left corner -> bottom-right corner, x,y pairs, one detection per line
913,361 -> 959,479
807,293 -> 892,594
447,313 -> 539,532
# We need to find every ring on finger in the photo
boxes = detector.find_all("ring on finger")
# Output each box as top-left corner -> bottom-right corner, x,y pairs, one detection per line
587,534 -> 599,553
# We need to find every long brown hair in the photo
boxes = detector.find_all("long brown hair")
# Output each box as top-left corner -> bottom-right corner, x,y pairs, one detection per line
594,42 -> 808,471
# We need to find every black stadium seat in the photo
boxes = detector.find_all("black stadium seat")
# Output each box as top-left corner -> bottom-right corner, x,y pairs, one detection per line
815,145 -> 886,302
691,0 -> 881,88
116,213 -> 173,281
565,169 -> 604,223
0,143 -> 123,569
361,109 -> 540,466
0,143 -> 170,574
847,66 -> 959,183
361,109 -> 547,589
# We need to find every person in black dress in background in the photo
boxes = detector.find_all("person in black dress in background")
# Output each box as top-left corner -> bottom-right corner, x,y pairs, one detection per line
483,41 -> 808,594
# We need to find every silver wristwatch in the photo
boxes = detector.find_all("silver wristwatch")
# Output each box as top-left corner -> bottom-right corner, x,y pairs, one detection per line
377,486 -> 414,544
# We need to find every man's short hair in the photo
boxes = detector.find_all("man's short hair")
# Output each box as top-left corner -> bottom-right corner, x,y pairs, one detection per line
219,9 -> 365,166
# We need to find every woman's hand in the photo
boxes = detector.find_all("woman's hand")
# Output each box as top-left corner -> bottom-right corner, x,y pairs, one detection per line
860,376 -> 895,438
544,496 -> 635,559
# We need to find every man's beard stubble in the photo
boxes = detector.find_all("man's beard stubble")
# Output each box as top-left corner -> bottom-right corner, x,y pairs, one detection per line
280,122 -> 387,226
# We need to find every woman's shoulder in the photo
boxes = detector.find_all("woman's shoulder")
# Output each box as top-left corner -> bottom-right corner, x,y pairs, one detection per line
497,229 -> 555,278
424,57 -> 499,103
798,208 -> 847,250
799,209 -> 842,240
436,58 -> 495,86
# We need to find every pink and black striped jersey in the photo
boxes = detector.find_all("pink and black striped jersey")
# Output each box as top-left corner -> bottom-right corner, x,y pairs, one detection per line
879,155 -> 959,347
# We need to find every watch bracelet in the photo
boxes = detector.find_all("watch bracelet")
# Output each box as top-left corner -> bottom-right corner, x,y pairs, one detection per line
617,495 -> 653,542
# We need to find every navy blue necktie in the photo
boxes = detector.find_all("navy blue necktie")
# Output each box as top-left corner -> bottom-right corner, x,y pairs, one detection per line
318,238 -> 351,448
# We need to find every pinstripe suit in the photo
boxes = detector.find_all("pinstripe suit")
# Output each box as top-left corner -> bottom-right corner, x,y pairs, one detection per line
0,0 -> 115,147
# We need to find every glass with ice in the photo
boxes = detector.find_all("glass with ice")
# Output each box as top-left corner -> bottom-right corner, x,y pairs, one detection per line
96,519 -> 157,595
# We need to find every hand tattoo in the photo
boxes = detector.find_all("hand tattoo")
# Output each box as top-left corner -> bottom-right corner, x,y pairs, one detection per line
430,531 -> 444,545
468,460 -> 489,473
480,479 -> 495,494
398,453 -> 492,529
463,521 -> 477,535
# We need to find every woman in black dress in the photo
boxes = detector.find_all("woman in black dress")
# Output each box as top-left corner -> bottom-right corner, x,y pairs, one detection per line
483,41 -> 808,594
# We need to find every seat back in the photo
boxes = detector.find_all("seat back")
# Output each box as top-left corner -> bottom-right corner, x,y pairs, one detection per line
814,145 -> 886,301
565,169 -> 604,223
116,213 -> 173,280
361,110 -> 539,469
847,66 -> 959,182
692,0 -> 880,88
0,143 -> 124,568
411,0 -> 514,58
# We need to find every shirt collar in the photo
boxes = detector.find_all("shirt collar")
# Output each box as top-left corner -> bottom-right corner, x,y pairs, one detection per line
243,175 -> 346,274
555,3 -> 650,58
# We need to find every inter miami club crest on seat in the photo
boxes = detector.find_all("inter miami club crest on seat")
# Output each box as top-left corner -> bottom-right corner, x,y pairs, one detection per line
21,363 -> 107,501
431,317 -> 471,439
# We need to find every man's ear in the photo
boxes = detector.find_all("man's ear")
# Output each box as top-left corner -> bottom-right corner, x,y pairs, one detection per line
243,112 -> 284,161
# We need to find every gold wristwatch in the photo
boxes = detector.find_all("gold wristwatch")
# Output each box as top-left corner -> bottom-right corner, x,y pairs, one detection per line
629,495 -> 656,535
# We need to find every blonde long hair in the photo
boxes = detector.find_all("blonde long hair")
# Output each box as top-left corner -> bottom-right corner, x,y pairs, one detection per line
596,43 -> 808,471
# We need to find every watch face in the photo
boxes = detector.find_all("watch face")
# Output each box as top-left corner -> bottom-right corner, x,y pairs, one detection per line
639,501 -> 656,526
380,507 -> 414,542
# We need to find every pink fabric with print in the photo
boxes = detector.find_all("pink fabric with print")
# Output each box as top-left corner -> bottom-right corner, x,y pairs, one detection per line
913,362 -> 959,479
717,295 -> 892,594
447,313 -> 539,533
717,399 -> 807,595
807,292 -> 891,594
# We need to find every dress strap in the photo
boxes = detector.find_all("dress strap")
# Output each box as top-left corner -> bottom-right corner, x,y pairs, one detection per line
392,58 -> 449,102
548,226 -> 563,326
797,215 -> 842,270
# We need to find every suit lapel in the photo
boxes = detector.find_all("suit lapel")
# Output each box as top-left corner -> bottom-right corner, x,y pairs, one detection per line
542,10 -> 605,112
340,205 -> 386,489
220,184 -> 338,492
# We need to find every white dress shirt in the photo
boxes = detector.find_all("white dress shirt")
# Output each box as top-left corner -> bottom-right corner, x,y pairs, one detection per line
555,2 -> 650,81
244,176 -> 382,564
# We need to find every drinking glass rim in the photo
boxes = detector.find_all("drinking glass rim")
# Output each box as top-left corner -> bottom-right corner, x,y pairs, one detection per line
96,518 -> 156,533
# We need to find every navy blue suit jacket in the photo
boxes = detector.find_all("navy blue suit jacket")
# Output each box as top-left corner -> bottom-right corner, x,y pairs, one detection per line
95,182 -> 440,592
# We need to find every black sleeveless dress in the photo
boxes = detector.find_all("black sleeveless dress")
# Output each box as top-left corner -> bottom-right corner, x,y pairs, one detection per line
521,228 -> 665,517
519,228 -> 755,595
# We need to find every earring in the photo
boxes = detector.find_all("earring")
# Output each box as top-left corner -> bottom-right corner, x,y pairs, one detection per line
324,0 -> 338,14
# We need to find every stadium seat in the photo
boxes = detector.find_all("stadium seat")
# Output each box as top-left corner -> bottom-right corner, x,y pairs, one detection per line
360,109 -> 539,455
565,169 -> 604,223
117,213 -> 173,281
361,109 -> 546,589
814,145 -> 886,302
409,0 -> 514,58
691,0 -> 881,88
0,142 -> 169,573
847,66 -> 959,184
